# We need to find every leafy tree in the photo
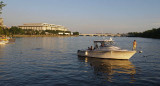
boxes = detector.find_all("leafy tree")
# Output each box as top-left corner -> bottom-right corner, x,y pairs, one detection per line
73,32 -> 79,35
35,30 -> 40,35
9,26 -> 24,35
65,31 -> 71,33
3,28 -> 10,36
0,26 -> 4,35
41,30 -> 45,35
0,1 -> 6,15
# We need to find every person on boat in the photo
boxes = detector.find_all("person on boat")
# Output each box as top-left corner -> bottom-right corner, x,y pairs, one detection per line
132,40 -> 137,50
101,43 -> 104,47
90,46 -> 93,50
88,47 -> 90,50
95,43 -> 98,49
88,46 -> 93,50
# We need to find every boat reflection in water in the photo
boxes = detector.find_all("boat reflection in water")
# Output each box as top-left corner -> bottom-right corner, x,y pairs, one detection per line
78,56 -> 136,82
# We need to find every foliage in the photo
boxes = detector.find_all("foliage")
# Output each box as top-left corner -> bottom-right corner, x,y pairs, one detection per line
127,28 -> 160,38
45,30 -> 71,35
0,1 -> 6,14
0,26 -> 4,35
73,32 -> 79,35
0,26 -> 10,36
9,26 -> 24,35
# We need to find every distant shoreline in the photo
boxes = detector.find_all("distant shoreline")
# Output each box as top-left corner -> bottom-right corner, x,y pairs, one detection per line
12,35 -> 79,37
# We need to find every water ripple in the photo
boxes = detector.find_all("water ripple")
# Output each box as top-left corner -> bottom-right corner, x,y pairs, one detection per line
0,37 -> 160,86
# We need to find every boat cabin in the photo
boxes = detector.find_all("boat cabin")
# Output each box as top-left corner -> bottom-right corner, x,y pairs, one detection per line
94,38 -> 115,47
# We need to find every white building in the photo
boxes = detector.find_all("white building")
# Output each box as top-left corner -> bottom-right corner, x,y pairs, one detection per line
19,23 -> 68,31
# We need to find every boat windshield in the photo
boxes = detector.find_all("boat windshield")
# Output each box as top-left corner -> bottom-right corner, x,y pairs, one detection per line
94,40 -> 114,47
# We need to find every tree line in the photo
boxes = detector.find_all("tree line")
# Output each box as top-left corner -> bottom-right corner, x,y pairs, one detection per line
0,26 -> 79,36
0,2 -> 79,36
128,27 -> 160,39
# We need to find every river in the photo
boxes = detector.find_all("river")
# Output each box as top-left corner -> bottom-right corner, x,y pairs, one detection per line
0,37 -> 160,86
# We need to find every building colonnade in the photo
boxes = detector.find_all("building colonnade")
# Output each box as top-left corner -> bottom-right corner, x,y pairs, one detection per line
18,23 -> 68,31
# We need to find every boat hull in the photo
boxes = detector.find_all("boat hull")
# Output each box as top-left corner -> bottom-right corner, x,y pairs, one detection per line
77,50 -> 136,60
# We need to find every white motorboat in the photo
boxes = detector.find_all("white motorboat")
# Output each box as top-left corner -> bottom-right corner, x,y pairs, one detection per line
0,36 -> 15,44
0,40 -> 9,44
77,38 -> 137,60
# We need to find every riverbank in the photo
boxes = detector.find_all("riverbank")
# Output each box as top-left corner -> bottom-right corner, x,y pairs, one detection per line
127,27 -> 160,39
12,35 -> 79,37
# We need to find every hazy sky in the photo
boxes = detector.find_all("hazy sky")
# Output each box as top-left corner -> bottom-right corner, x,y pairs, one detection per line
1,0 -> 160,33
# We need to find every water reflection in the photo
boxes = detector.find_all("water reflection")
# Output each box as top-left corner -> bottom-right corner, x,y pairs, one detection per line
0,45 -> 6,57
78,57 -> 136,82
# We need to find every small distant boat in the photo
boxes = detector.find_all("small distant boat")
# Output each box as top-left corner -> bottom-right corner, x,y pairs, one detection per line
77,38 -> 136,60
0,36 -> 15,44
0,40 -> 9,44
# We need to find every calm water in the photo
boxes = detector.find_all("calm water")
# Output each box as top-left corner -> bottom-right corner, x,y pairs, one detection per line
0,37 -> 160,86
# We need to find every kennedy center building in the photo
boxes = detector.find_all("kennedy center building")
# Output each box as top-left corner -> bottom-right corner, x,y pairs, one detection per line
19,23 -> 68,31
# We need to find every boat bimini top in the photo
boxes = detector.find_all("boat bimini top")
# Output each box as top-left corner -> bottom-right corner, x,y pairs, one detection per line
94,38 -> 115,47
